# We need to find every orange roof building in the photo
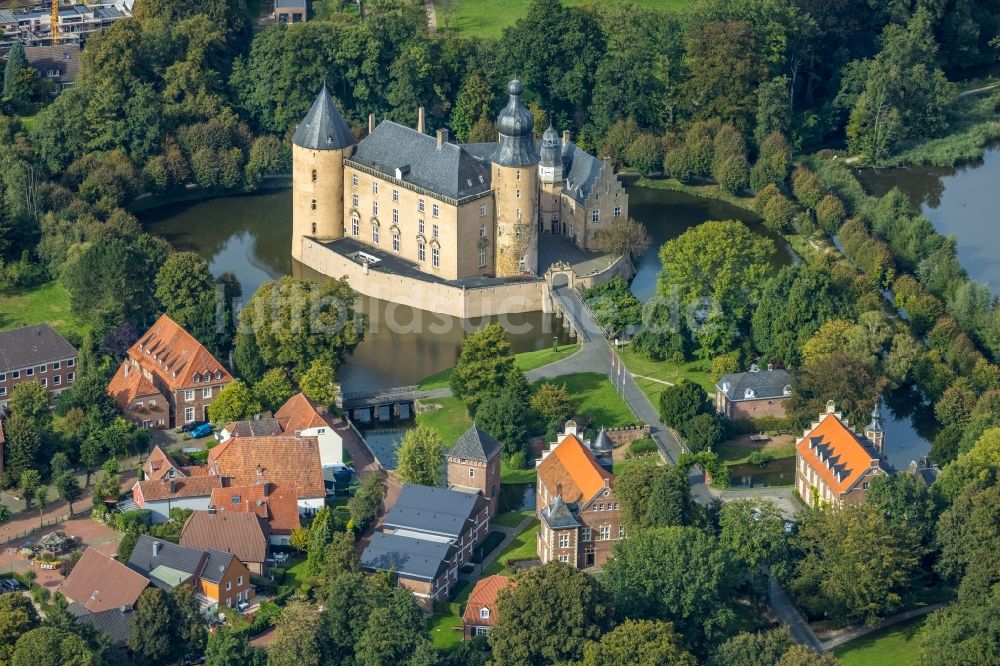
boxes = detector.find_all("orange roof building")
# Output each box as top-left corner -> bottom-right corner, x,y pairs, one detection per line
210,483 -> 302,545
107,314 -> 232,429
59,547 -> 150,613
535,422 -> 622,569
461,575 -> 512,639
795,401 -> 886,507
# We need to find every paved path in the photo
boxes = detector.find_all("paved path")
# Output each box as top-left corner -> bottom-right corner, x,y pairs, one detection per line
959,82 -> 1000,97
424,0 -> 437,32
461,516 -> 534,580
632,373 -> 674,386
820,603 -> 943,651
769,575 -> 824,653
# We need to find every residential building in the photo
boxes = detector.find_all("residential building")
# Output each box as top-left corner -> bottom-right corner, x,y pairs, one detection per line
536,423 -> 622,568
132,473 -> 221,523
461,575 -> 512,639
715,363 -> 792,420
210,483 -> 300,547
274,0 -> 306,23
905,458 -> 941,487
0,324 -> 78,409
795,401 -> 887,507
180,509 -> 270,575
291,80 -> 628,279
444,425 -> 501,516
61,548 -> 150,646
218,418 -> 283,441
140,445 -> 188,482
107,313 -> 232,428
24,43 -> 81,93
362,484 -> 490,610
0,1 -> 135,54
127,535 -> 254,610
207,434 -> 326,515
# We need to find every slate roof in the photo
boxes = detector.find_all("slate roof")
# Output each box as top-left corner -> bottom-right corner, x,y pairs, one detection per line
540,123 -> 561,169
537,433 -> 613,506
361,532 -> 455,581
593,428 -> 613,452
383,484 -> 484,541
446,425 -> 501,463
796,410 -> 883,496
122,314 -> 231,392
180,510 -> 269,564
224,418 -> 284,438
292,84 -> 355,150
462,575 -> 512,627
561,143 -> 605,205
905,460 -> 940,487
717,367 -> 792,402
540,496 -> 580,529
127,536 -> 205,590
349,121 -> 493,202
69,603 -> 135,645
24,43 -> 81,83
208,435 -> 325,499
493,80 -> 538,168
59,548 -> 149,613
199,550 -> 235,585
0,324 -> 76,374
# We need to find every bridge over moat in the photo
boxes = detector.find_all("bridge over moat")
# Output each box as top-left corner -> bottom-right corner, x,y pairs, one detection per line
340,385 -> 451,423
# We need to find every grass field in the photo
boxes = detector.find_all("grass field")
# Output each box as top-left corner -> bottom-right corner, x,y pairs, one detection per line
435,0 -> 694,39
0,281 -> 85,337
715,437 -> 797,465
492,508 -> 534,528
535,372 -> 635,427
834,615 -> 927,666
429,582 -> 473,650
500,458 -> 536,484
417,343 -> 580,390
415,395 -> 472,443
617,347 -> 715,408
483,519 -> 540,575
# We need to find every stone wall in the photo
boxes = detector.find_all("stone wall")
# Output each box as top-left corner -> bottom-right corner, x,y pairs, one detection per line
606,425 -> 651,446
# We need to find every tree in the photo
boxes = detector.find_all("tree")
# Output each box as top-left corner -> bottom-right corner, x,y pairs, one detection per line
116,529 -> 140,563
786,351 -> 885,428
206,626 -> 263,666
55,473 -> 82,516
593,217 -> 651,259
919,586 -> 1000,665
714,155 -> 751,195
791,167 -> 825,209
50,453 -> 71,478
684,413 -> 722,452
474,393 -> 529,461
267,600 -> 322,666
299,359 -> 338,407
253,368 -> 295,412
127,588 -> 175,665
355,587 -> 433,666
614,459 -> 662,532
488,562 -> 611,665
790,503 -> 920,625
2,43 -> 35,111
305,506 -> 335,576
815,194 -> 846,233
450,324 -> 515,411
581,619 -> 696,666
79,436 -> 104,488
755,76 -> 791,145
232,332 -> 265,384
0,593 -> 41,662
18,471 -> 40,512
776,645 -> 840,666
241,276 -> 365,375
645,468 -> 693,528
624,134 -> 663,175
348,472 -> 387,531
207,381 -> 261,423
659,379 -> 708,431
866,473 -> 936,546
172,584 -> 206,661
601,527 -> 736,649
450,71 -> 495,142
396,425 -> 445,487
750,132 -> 791,193
718,499 -> 790,581
710,628 -> 795,666
155,252 -> 216,329
936,483 -> 1000,591
658,221 -> 774,356
10,627 -> 93,666
530,383 -> 575,428
5,415 -> 42,482
9,381 -> 51,428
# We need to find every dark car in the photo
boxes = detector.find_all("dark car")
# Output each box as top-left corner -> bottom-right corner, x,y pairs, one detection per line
180,420 -> 209,433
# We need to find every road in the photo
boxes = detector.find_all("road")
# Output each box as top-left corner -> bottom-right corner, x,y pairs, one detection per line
769,575 -> 824,652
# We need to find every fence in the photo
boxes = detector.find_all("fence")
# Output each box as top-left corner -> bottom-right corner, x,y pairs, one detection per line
0,509 -> 85,548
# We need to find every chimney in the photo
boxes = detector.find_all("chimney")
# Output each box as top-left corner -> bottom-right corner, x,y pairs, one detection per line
604,477 -> 610,488
207,504 -> 216,514
152,541 -> 161,557
562,130 -> 570,146
368,113 -> 375,134
417,106 -> 426,134
555,482 -> 563,499
436,128 -> 449,149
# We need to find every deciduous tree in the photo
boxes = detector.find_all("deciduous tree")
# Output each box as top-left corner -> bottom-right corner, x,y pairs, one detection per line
450,324 -> 515,411
253,368 -> 295,413
299,359 -> 339,407
395,425 -> 445,487
10,627 -> 93,666
207,381 -> 261,424
581,619 -> 696,666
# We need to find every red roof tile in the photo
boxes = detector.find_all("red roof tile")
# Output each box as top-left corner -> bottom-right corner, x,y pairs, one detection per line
462,575 -> 513,627
209,483 -> 300,534
136,475 -> 222,502
107,361 -> 165,412
180,511 -> 269,564
58,548 -> 149,612
208,435 -> 325,499
275,393 -> 333,433
124,314 -> 231,392
143,445 -> 185,481
537,434 -> 613,505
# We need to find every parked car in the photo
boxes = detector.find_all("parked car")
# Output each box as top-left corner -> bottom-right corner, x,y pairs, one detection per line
2,579 -> 21,591
180,420 -> 209,433
188,423 -> 214,439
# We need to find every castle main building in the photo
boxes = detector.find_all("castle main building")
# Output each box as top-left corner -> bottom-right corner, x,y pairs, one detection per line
291,80 -> 629,286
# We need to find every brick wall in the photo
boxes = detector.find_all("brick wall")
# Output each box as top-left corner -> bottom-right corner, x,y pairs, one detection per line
605,425 -> 651,446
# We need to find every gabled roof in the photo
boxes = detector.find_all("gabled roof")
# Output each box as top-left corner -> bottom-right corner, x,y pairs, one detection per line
0,323 -> 76,373
361,532 -> 455,581
136,474 -> 221,502
124,314 -> 231,392
462,575 -> 512,627
128,536 -> 205,590
717,367 -> 792,402
210,483 -> 300,534
180,511 -> 269,564
349,121 -> 493,202
208,435 -> 325,499
223,418 -> 284,439
59,548 -> 149,613
446,425 -> 501,463
24,43 -> 81,83
796,410 -> 882,496
199,550 -> 236,585
69,603 -> 135,645
561,143 -> 605,205
540,496 -> 580,530
275,392 -> 333,432
143,445 -> 185,481
537,434 -> 613,506
107,361 -> 165,410
383,484 -> 484,541
292,84 -> 355,150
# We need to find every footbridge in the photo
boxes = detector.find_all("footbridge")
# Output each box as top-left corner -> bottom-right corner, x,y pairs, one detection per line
340,386 -> 450,424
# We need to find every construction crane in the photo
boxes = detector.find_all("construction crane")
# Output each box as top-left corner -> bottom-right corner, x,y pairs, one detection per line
51,0 -> 59,44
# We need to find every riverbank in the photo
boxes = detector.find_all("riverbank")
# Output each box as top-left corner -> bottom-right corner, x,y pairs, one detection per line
636,176 -> 758,214
127,175 -> 291,213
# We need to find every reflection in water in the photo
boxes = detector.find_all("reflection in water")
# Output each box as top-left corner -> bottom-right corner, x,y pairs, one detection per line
882,385 -> 939,469
856,147 -> 1000,292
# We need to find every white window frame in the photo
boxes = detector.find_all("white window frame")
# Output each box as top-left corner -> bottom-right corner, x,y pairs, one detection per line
614,206 -> 622,218
431,246 -> 440,268
25,367 -> 33,377
418,219 -> 425,234
600,526 -> 611,540
582,528 -> 592,542
418,199 -> 425,213
184,407 -> 194,423
372,181 -> 378,195
479,607 -> 490,619
352,193 -> 359,208
185,389 -> 194,401
432,223 -> 439,238
432,203 -> 439,218
372,224 -> 379,244
352,174 -> 358,187
52,361 -> 60,370
202,386 -> 211,398
418,244 -> 426,262
352,217 -> 359,236
67,372 -> 74,383
558,533 -> 570,548
392,209 -> 398,224
392,189 -> 399,202
392,232 -> 400,252
592,209 -> 600,223
53,375 -> 61,386
480,203 -> 487,217
372,201 -> 378,216
479,246 -> 487,268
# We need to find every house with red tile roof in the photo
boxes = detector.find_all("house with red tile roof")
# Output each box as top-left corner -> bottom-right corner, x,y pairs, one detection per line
536,422 -> 622,568
180,509 -> 270,574
59,547 -> 150,613
107,314 -> 232,428
132,474 -> 222,523
795,400 -> 887,507
210,483 -> 301,547
462,575 -> 512,639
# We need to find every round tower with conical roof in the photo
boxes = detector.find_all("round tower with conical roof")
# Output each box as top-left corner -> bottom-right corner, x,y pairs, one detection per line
538,121 -> 564,235
492,80 -> 540,277
291,84 -> 356,263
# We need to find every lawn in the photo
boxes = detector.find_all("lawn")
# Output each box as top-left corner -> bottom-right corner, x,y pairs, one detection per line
492,508 -> 534,528
500,459 -> 536,484
535,372 -> 635,428
277,557 -> 310,595
483,519 -> 540,575
0,281 -> 85,337
435,0 -> 694,39
429,581 -> 473,650
618,347 -> 715,395
417,343 -> 580,390
834,615 -> 927,666
415,395 -> 472,444
715,436 -> 797,465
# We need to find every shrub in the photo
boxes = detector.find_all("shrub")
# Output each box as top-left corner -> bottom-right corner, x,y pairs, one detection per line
791,167 -> 824,209
507,451 -> 527,470
626,437 -> 658,458
711,354 -> 740,380
632,330 -> 684,361
762,193 -> 797,234
748,450 -> 773,466
815,194 -> 846,233
714,154 -> 750,195
624,133 -> 663,176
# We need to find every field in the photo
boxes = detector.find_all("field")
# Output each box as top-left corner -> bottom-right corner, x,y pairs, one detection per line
415,395 -> 472,443
429,582 -> 473,650
715,436 -> 797,465
534,372 -> 635,427
834,615 -> 927,666
483,519 -> 541,575
0,281 -> 85,337
617,347 -> 715,407
434,0 -> 694,39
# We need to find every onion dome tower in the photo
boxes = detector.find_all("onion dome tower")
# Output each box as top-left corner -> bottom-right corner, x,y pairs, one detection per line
538,120 -> 564,235
539,121 -> 563,183
864,398 -> 885,455
492,80 -> 540,277
291,84 -> 355,262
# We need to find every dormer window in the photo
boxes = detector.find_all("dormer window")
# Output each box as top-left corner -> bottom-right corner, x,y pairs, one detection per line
480,608 -> 490,619
215,371 -> 221,380
744,388 -> 755,399
195,375 -> 201,383
783,385 -> 792,396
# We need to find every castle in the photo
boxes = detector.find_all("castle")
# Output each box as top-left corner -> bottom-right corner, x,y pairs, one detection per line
290,80 -> 630,293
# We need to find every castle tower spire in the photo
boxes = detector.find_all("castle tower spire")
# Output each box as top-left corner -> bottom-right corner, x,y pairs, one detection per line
864,397 -> 885,455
